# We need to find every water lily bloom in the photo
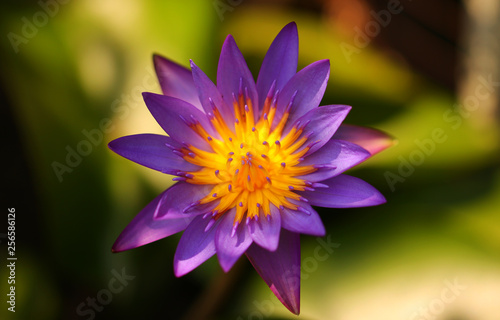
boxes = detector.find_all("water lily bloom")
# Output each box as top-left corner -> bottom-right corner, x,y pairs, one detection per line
109,22 -> 393,314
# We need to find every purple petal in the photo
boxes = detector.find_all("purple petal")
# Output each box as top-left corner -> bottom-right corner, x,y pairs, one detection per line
298,139 -> 370,182
293,105 -> 351,155
143,92 -> 215,151
112,182 -> 210,253
108,134 -> 200,175
332,124 -> 395,156
151,183 -> 215,220
280,199 -> 325,236
217,35 -> 259,121
274,59 -> 330,129
298,174 -> 386,208
245,229 -> 301,315
153,54 -> 202,110
173,215 -> 220,277
256,22 -> 298,108
248,204 -> 281,251
215,209 -> 253,272
190,60 -> 235,126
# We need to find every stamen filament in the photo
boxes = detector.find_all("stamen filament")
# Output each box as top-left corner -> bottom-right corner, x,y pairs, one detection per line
180,83 -> 317,226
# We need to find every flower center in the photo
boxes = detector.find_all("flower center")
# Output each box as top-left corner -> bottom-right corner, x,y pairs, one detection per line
177,83 -> 316,225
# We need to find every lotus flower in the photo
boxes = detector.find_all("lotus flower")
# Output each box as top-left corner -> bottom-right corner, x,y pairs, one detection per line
109,22 -> 393,314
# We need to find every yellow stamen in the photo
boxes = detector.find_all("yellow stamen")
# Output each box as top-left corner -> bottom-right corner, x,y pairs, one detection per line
181,90 -> 316,225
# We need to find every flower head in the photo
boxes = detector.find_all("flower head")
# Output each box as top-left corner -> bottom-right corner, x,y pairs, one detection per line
109,22 -> 393,314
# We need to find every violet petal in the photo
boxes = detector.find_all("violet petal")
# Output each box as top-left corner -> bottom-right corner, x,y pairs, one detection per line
173,215 -> 220,277
217,35 -> 259,121
280,199 -> 326,237
298,174 -> 386,208
245,229 -> 301,315
298,139 -> 370,182
256,22 -> 298,108
292,105 -> 351,155
332,124 -> 395,156
112,183 -> 205,253
108,134 -> 200,175
248,204 -> 281,252
153,54 -> 202,110
274,59 -> 330,129
215,209 -> 253,272
190,60 -> 235,127
143,92 -> 216,151
151,183 -> 215,220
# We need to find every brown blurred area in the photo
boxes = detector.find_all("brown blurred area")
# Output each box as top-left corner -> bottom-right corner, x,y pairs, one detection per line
253,0 -> 463,91
334,0 -> 461,91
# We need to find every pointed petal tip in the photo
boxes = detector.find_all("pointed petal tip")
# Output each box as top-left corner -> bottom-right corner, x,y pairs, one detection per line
107,140 -> 116,152
173,252 -> 199,278
285,21 -> 297,29
273,283 -> 301,314
221,34 -> 236,50
279,21 -> 298,38
316,58 -> 330,67
372,192 -> 387,206
150,56 -> 203,109
152,52 -> 163,65
256,21 -> 299,107
141,91 -> 151,101
173,215 -> 218,278
107,137 -> 127,154
285,299 -> 300,315
270,282 -> 300,314
269,286 -> 300,314
111,241 -> 130,254
330,104 -> 352,113
174,253 -> 213,278
246,230 -> 301,315
173,263 -> 188,278
366,131 -> 397,155
189,59 -> 196,69
153,52 -> 166,61
215,211 -> 253,273
111,234 -> 126,252
281,200 -> 326,236
300,59 -> 330,73
248,206 -> 281,252
219,260 -> 234,273
111,233 -> 145,253
333,124 -> 396,156
111,240 -> 137,253
368,128 -> 397,149
316,229 -> 327,237
152,53 -> 185,69
386,136 -> 398,147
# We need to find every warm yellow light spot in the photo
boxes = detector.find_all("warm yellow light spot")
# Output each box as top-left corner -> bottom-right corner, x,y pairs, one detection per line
179,86 -> 316,225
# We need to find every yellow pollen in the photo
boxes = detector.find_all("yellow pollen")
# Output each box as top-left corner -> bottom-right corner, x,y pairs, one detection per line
181,89 -> 316,225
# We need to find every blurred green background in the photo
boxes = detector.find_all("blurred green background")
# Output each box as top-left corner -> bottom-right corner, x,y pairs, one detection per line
1,0 -> 499,319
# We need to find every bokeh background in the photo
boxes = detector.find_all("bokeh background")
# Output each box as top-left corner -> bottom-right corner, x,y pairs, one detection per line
1,0 -> 500,319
